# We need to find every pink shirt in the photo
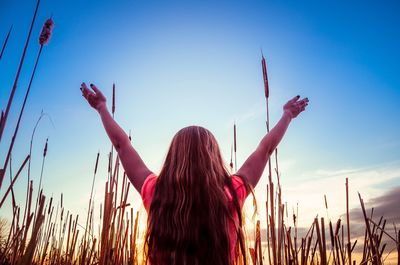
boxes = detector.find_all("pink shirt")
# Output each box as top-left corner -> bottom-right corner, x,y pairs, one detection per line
140,174 -> 248,261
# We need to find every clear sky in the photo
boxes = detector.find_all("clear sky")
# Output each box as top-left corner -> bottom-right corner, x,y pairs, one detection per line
1,0 -> 399,233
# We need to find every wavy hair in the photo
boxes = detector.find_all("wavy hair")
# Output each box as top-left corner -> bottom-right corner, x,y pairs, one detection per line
144,126 -> 254,265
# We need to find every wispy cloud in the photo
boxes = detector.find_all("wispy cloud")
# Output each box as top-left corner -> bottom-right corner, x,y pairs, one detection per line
225,102 -> 265,128
245,160 -> 400,229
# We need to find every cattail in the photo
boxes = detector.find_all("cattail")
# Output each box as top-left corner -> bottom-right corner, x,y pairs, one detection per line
112,83 -> 116,115
335,219 -> 341,236
43,138 -> 48,157
261,52 -> 277,265
94,151 -> 100,175
48,196 -> 53,214
108,152 -> 112,173
351,240 -> 357,252
229,143 -> 233,171
324,194 -> 328,209
39,18 -> 54,45
261,52 -> 269,98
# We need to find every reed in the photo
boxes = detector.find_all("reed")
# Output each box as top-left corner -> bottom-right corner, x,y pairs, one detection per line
0,37 -> 399,264
0,25 -> 12,61
0,114 -> 398,265
112,83 -> 116,116
346,178 -> 352,265
0,0 -> 41,145
0,155 -> 30,208
0,14 -> 53,190
261,52 -> 278,265
234,122 -> 237,172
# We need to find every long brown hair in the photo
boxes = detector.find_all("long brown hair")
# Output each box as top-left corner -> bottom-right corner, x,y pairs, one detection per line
144,126 -> 253,265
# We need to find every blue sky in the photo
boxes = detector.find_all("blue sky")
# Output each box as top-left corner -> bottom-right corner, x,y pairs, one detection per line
0,0 -> 399,226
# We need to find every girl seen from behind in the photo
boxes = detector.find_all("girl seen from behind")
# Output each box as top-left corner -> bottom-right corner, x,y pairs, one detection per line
81,82 -> 308,265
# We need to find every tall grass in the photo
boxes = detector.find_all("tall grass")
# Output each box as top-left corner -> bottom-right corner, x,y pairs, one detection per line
0,5 -> 399,265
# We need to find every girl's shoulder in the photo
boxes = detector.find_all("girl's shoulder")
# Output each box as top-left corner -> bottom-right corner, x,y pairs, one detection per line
226,175 -> 248,207
141,173 -> 158,211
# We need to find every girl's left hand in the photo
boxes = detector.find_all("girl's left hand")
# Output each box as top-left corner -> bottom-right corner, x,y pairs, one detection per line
80,82 -> 107,112
283,95 -> 309,119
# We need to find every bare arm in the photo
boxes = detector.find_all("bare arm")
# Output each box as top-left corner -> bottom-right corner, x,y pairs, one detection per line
237,95 -> 308,188
81,83 -> 152,193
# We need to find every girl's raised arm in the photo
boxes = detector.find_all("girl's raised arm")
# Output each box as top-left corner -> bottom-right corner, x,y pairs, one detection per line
81,82 -> 152,193
236,95 -> 308,188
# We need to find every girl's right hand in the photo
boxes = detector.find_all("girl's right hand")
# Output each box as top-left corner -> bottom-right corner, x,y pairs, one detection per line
283,95 -> 309,119
80,82 -> 107,112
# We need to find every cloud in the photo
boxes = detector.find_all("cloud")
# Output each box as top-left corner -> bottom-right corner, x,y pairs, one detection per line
276,161 -> 400,227
240,161 -> 400,262
225,102 -> 265,128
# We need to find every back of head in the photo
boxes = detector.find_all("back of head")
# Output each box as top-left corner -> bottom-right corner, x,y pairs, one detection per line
144,126 -> 243,265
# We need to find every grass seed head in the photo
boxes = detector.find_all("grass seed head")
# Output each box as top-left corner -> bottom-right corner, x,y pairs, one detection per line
39,18 -> 55,45
262,54 -> 269,98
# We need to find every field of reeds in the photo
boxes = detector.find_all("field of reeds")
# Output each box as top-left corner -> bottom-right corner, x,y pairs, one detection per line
0,1 -> 399,265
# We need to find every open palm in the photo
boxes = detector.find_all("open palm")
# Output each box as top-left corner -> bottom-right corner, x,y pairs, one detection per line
283,95 -> 309,119
80,83 -> 106,111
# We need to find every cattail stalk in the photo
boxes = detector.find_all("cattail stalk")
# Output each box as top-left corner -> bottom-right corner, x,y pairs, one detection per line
22,112 -> 46,234
321,218 -> 327,265
368,218 -> 398,244
261,52 -> 277,265
82,152 -> 100,263
0,25 -> 12,61
0,16 -> 54,189
0,0 -> 41,144
358,192 -> 380,265
0,155 -> 29,208
397,230 -> 400,265
346,178 -> 351,265
233,122 -> 237,172
0,112 -> 3,135
33,139 -> 48,229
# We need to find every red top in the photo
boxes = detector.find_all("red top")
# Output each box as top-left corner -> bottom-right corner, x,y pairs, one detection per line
140,174 -> 248,261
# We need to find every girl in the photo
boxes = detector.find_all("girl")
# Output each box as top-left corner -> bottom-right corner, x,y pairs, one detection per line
80,82 -> 308,265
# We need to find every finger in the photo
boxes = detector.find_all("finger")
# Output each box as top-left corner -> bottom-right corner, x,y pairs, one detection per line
81,82 -> 91,94
298,100 -> 307,107
300,102 -> 308,112
80,82 -> 89,95
90,83 -> 104,97
81,88 -> 91,99
81,82 -> 94,99
80,86 -> 89,99
297,98 -> 309,107
289,95 -> 300,104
